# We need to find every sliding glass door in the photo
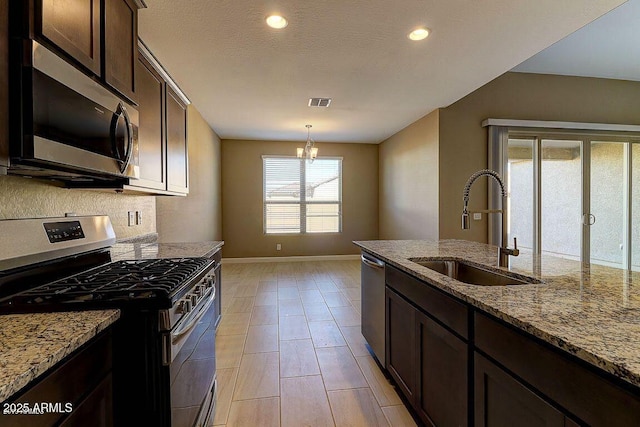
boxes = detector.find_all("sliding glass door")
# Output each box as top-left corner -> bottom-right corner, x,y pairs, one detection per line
633,144 -> 640,271
506,138 -> 534,251
541,139 -> 582,261
495,128 -> 640,272
589,141 -> 626,268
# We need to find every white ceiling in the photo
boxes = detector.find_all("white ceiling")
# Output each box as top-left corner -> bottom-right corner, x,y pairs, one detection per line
139,0 -> 624,144
513,0 -> 640,82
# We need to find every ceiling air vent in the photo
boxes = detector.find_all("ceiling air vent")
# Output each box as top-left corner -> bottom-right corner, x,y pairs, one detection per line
308,98 -> 332,107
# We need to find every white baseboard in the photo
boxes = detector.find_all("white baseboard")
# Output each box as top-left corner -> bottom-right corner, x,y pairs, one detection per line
222,254 -> 360,264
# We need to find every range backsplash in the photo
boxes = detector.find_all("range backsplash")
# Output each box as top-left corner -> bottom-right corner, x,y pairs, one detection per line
0,175 -> 156,239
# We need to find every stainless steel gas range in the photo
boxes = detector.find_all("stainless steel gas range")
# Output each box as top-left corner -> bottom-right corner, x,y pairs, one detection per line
0,216 -> 221,427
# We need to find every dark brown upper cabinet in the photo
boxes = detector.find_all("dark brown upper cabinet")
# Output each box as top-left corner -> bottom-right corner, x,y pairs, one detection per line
36,0 -> 102,76
127,44 -> 189,196
30,0 -> 140,103
165,86 -> 188,194
133,52 -> 166,191
104,0 -> 137,102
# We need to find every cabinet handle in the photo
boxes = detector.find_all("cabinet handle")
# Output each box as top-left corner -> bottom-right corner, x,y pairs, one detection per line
361,254 -> 385,269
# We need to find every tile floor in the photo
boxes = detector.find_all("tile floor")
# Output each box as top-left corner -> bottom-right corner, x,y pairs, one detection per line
211,260 -> 417,427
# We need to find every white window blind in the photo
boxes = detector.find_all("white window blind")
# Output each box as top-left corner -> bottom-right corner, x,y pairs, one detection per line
263,157 -> 342,234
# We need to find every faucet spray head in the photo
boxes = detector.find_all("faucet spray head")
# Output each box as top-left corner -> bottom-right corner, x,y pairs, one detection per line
462,198 -> 471,230
462,212 -> 470,229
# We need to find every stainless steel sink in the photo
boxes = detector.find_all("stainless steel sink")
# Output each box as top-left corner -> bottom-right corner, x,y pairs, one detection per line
409,258 -> 541,286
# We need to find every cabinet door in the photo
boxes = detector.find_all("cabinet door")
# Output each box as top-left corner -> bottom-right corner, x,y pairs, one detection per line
37,0 -> 101,75
59,375 -> 113,427
133,53 -> 166,190
416,311 -> 468,427
475,353 -> 564,427
104,0 -> 137,101
386,287 -> 416,403
0,0 -> 8,172
166,86 -> 189,193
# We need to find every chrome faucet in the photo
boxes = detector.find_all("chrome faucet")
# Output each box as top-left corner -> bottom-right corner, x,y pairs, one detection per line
461,169 -> 519,267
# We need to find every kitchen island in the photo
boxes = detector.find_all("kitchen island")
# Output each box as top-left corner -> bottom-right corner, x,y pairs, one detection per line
355,239 -> 640,426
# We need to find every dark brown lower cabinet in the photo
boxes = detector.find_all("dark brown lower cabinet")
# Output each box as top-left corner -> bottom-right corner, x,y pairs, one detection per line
386,285 -> 468,426
475,312 -> 640,426
417,311 -> 467,427
386,287 -> 416,402
1,330 -> 113,427
59,375 -> 113,427
380,265 -> 640,427
0,0 -> 7,173
475,353 -> 565,427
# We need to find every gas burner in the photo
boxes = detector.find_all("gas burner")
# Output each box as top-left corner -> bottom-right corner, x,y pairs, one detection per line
2,257 -> 215,308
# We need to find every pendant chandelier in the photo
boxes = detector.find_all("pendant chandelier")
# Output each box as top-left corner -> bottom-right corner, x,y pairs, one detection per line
297,124 -> 318,162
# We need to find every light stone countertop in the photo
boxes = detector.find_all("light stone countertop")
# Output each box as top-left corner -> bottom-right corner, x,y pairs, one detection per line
110,241 -> 224,261
0,309 -> 120,402
354,239 -> 640,388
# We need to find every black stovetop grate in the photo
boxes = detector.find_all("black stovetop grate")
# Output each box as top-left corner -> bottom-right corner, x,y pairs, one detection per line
3,258 -> 213,307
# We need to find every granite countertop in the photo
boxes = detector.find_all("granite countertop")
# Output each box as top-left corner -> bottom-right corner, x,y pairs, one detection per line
0,310 -> 120,402
354,239 -> 640,388
110,241 -> 224,261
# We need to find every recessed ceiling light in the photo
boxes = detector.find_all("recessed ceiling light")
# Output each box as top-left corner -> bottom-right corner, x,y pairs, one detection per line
408,27 -> 430,41
266,15 -> 288,29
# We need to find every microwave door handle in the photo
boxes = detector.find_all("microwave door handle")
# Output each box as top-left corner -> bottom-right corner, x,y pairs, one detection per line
111,102 -> 133,174
121,106 -> 134,173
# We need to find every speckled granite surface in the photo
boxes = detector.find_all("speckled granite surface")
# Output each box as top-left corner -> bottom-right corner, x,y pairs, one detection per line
354,239 -> 640,388
0,310 -> 120,402
110,241 -> 224,261
116,232 -> 158,244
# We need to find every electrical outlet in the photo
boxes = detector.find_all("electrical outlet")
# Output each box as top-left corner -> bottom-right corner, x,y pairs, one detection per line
276,243 -> 282,251
473,213 -> 482,220
128,211 -> 135,226
136,211 -> 142,225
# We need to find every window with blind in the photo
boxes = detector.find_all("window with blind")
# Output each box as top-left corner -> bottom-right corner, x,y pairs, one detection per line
263,156 -> 342,234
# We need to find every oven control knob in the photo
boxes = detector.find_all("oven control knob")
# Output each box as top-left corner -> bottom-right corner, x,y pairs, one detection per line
179,299 -> 192,314
195,285 -> 205,296
191,294 -> 198,306
203,277 -> 212,289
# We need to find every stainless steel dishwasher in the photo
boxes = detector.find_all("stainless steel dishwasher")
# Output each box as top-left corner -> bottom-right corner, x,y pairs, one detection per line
361,251 -> 386,366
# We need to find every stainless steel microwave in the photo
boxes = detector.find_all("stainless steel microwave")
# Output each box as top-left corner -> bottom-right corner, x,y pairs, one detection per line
6,40 -> 139,181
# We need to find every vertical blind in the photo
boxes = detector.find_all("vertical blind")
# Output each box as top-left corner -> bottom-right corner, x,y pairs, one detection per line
263,156 -> 342,234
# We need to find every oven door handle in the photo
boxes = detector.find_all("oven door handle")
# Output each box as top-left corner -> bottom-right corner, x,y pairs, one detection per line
171,286 -> 216,342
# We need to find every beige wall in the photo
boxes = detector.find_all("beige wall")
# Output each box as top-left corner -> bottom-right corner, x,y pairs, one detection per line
156,105 -> 222,242
378,109 -> 439,240
221,139 -> 378,258
438,72 -> 640,242
0,175 -> 156,239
